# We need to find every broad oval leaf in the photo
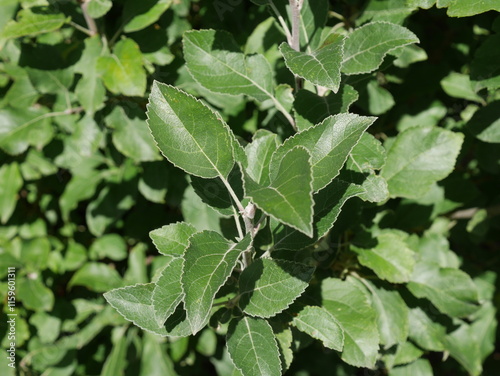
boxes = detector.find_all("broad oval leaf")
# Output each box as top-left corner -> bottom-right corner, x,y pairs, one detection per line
351,231 -> 416,283
341,22 -> 419,75
123,0 -> 172,33
104,283 -> 192,337
147,82 -> 236,179
182,232 -> 252,335
0,8 -> 66,41
322,277 -> 379,368
381,126 -> 464,198
272,113 -> 376,192
243,146 -> 314,237
239,259 -> 315,318
407,261 -> 480,318
183,29 -> 274,102
292,306 -> 344,351
0,162 -> 23,224
280,34 -> 345,92
149,222 -> 197,257
227,317 -> 281,376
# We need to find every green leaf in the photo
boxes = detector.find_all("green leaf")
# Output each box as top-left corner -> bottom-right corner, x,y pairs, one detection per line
87,0 -> 113,18
358,80 -> 395,115
140,333 -> 177,376
440,72 -> 484,103
101,329 -> 128,376
0,106 -> 53,155
183,30 -> 274,102
272,178 -> 365,250
243,146 -> 314,237
351,231 -> 416,283
381,126 -> 464,198
226,317 -> 281,376
0,162 -> 23,224
407,261 -> 480,318
408,307 -> 446,352
298,0 -> 329,50
18,276 -> 54,312
341,22 -> 419,75
346,132 -> 386,172
389,359 -> 434,376
152,257 -> 184,326
89,234 -> 127,261
244,130 -> 279,186
104,283 -> 192,337
466,101 -> 500,143
363,281 -> 409,347
123,0 -> 173,33
322,277 -> 379,368
280,34 -> 345,92
138,161 -> 169,203
272,114 -> 376,192
106,105 -> 161,162
239,259 -> 314,318
149,222 -> 197,257
0,8 -> 66,42
471,34 -> 500,90
182,232 -> 252,334
291,306 -> 344,351
294,85 -> 359,131
74,36 -> 106,115
68,262 -> 123,293
182,185 -> 223,232
97,38 -> 146,97
443,324 -> 482,376
445,0 -> 500,17
358,0 -> 417,24
147,82 -> 236,179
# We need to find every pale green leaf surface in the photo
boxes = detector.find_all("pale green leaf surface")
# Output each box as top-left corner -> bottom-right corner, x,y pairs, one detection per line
443,324 -> 482,376
147,82 -> 235,179
272,114 -> 376,192
244,130 -> 279,186
239,259 -> 314,318
226,317 -> 281,376
150,222 -> 197,257
298,0 -> 329,50
89,234 -> 127,261
322,277 -> 379,368
280,34 -> 345,92
183,30 -> 274,102
357,0 -> 417,24
100,331 -> 128,376
342,22 -> 419,75
182,185 -> 223,232
97,38 -> 146,97
104,283 -> 192,337
243,147 -> 314,236
408,261 -> 480,318
182,232 -> 252,334
0,8 -> 66,41
140,333 -> 177,376
292,306 -> 344,351
440,72 -> 484,103
87,0 -> 113,18
446,0 -> 500,17
381,126 -> 463,198
123,0 -> 172,33
152,257 -> 184,326
0,162 -> 23,224
294,85 -> 359,131
106,106 -> 160,162
352,231 -> 416,283
68,262 -> 123,293
346,132 -> 386,172
389,358 -> 433,376
18,277 -> 54,312
467,101 -> 500,143
408,307 -> 446,351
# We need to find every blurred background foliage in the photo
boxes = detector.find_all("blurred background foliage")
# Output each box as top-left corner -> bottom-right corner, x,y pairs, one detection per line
0,0 -> 499,375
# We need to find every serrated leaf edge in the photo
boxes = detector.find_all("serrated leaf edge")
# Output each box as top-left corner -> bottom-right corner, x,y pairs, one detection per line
149,221 -> 198,257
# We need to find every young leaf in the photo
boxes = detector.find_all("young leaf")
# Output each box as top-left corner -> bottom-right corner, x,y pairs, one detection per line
280,34 -> 345,92
381,126 -> 464,198
239,259 -> 315,318
147,82 -> 236,179
182,232 -> 252,335
351,231 -> 416,283
123,0 -> 172,33
272,114 -> 377,192
104,283 -> 192,337
0,8 -> 66,42
97,38 -> 146,97
291,306 -> 344,351
152,258 -> 184,326
407,261 -> 480,318
226,317 -> 281,376
341,22 -> 419,75
243,146 -> 314,237
183,29 -> 274,103
322,277 -> 379,368
244,130 -> 279,186
272,178 -> 365,250
149,222 -> 197,257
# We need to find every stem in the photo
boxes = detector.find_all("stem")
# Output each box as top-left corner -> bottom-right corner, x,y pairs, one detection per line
69,21 -> 94,37
272,97 -> 296,131
80,0 -> 98,36
448,204 -> 500,220
269,0 -> 293,45
289,0 -> 303,91
232,207 -> 244,240
220,176 -> 253,233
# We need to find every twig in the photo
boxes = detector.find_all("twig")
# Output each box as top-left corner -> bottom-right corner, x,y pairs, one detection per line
448,204 -> 500,220
80,0 -> 98,36
69,21 -> 94,37
269,0 -> 293,45
289,0 -> 303,91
